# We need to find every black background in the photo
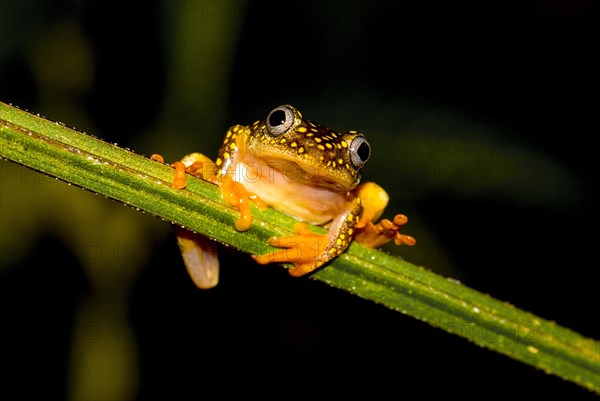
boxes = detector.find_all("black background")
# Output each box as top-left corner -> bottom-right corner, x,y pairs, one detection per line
1,1 -> 598,398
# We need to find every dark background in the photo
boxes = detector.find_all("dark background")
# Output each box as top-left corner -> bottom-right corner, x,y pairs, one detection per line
1,0 -> 598,399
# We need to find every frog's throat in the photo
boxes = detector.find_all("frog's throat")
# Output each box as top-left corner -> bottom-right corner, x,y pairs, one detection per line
239,157 -> 360,192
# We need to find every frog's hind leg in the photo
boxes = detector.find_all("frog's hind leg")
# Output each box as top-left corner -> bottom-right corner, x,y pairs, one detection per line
174,226 -> 220,289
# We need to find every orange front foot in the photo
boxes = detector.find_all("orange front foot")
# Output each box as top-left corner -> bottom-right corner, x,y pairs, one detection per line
354,214 -> 416,249
252,223 -> 330,277
220,175 -> 267,232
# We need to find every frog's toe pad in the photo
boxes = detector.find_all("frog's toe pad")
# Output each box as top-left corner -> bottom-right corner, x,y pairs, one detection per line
171,161 -> 188,189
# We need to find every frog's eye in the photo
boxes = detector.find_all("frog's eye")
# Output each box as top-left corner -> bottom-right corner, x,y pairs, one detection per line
349,136 -> 370,168
266,105 -> 295,137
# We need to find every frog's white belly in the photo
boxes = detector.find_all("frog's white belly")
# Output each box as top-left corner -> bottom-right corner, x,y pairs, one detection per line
231,159 -> 351,225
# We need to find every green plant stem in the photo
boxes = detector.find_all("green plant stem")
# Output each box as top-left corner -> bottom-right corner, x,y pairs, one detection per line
1,102 -> 598,392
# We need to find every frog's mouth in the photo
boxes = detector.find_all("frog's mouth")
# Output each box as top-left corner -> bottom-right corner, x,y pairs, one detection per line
261,158 -> 359,192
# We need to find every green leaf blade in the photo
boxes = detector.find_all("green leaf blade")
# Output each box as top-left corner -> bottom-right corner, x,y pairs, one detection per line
1,101 -> 598,393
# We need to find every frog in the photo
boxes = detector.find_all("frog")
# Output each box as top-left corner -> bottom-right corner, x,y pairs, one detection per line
152,105 -> 415,289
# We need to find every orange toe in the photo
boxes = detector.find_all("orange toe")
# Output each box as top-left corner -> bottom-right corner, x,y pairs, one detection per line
171,161 -> 187,189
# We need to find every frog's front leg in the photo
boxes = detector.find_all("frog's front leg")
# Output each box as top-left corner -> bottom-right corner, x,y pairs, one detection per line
170,152 -> 220,187
353,182 -> 416,248
152,152 -> 226,288
253,198 -> 362,277
155,151 -> 266,231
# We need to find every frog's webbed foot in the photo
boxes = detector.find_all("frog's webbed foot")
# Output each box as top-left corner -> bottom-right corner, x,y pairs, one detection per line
252,223 -> 330,277
354,214 -> 416,249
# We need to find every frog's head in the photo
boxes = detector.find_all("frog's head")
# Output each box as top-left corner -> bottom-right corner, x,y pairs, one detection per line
246,105 -> 371,192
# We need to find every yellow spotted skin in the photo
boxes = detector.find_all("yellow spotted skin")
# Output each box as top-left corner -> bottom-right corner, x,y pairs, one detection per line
215,106 -> 365,193
177,104 -> 414,279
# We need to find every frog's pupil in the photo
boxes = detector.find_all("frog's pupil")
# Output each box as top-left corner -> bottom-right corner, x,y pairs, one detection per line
357,141 -> 370,162
269,110 -> 286,127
